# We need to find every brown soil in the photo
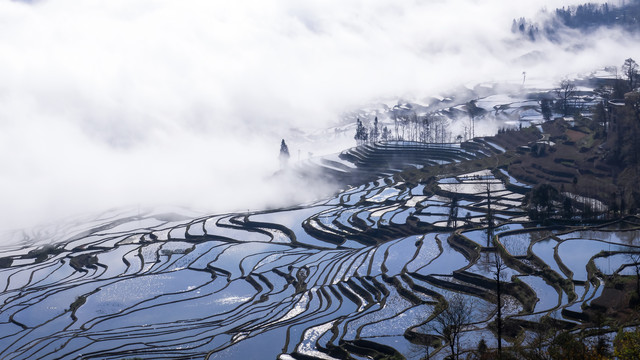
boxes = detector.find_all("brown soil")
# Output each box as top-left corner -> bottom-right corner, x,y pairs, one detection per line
566,129 -> 588,142
402,117 -> 633,214
584,276 -> 640,325
503,119 -> 619,206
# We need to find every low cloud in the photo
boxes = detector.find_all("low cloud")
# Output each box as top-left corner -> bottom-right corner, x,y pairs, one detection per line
0,0 -> 635,231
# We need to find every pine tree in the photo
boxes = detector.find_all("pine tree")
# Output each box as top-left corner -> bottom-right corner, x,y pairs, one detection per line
279,139 -> 290,168
370,117 -> 380,143
354,118 -> 368,146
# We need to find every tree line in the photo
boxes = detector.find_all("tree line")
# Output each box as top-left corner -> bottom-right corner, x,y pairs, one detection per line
355,114 -> 456,146
554,1 -> 640,31
513,1 -> 640,41
425,286 -> 640,360
354,105 -> 481,146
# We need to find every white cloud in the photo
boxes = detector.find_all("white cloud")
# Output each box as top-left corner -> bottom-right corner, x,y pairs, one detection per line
0,0 -> 635,231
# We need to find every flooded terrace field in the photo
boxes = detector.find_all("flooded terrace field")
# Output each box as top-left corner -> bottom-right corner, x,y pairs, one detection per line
0,144 -> 638,359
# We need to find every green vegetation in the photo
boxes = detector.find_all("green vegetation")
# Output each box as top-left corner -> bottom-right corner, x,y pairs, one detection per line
614,328 -> 640,360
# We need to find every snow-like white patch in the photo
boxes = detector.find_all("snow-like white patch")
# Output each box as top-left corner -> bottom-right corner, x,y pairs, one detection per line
439,182 -> 505,194
458,169 -> 493,179
278,292 -> 310,323
562,192 -> 608,212
296,321 -> 339,360
278,355 -> 297,360
151,229 -> 171,241
217,296 -> 252,305
574,86 -> 594,92
232,332 -> 249,344
484,141 -> 506,153
503,193 -> 525,200
405,196 -> 427,207
271,230 -> 291,244
367,188 -> 401,203
255,253 -> 282,270
119,234 -> 142,245
475,94 -> 518,110
371,205 -> 400,218
497,199 -> 523,207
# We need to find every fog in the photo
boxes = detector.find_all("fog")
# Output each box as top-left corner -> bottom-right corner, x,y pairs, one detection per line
0,0 -> 636,231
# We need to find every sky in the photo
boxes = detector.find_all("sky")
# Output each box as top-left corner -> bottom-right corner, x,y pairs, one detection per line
0,0 -> 636,232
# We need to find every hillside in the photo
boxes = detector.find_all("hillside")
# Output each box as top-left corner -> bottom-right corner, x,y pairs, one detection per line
1,70 -> 640,359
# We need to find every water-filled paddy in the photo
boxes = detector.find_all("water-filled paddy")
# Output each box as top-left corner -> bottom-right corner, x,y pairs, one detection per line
1,173 -> 640,360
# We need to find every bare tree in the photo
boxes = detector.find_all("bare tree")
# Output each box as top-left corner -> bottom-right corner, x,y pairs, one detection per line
412,112 -> 419,142
555,79 -> 576,116
622,58 -> 638,90
485,178 -> 496,247
492,253 -> 508,359
448,194 -> 459,229
432,294 -> 472,360
393,113 -> 399,140
421,115 -> 431,143
466,100 -> 483,139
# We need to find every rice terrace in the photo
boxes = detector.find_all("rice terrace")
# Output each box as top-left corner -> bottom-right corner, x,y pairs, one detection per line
3,64 -> 640,359
3,1 -> 640,359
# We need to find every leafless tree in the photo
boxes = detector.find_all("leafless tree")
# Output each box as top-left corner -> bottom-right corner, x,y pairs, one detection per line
393,113 -> 399,140
448,194 -> 459,229
466,100 -> 482,139
421,115 -> 432,143
622,58 -> 638,90
555,79 -> 576,116
432,294 -> 472,360
486,181 -> 494,247
492,253 -> 508,359
409,112 -> 419,142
